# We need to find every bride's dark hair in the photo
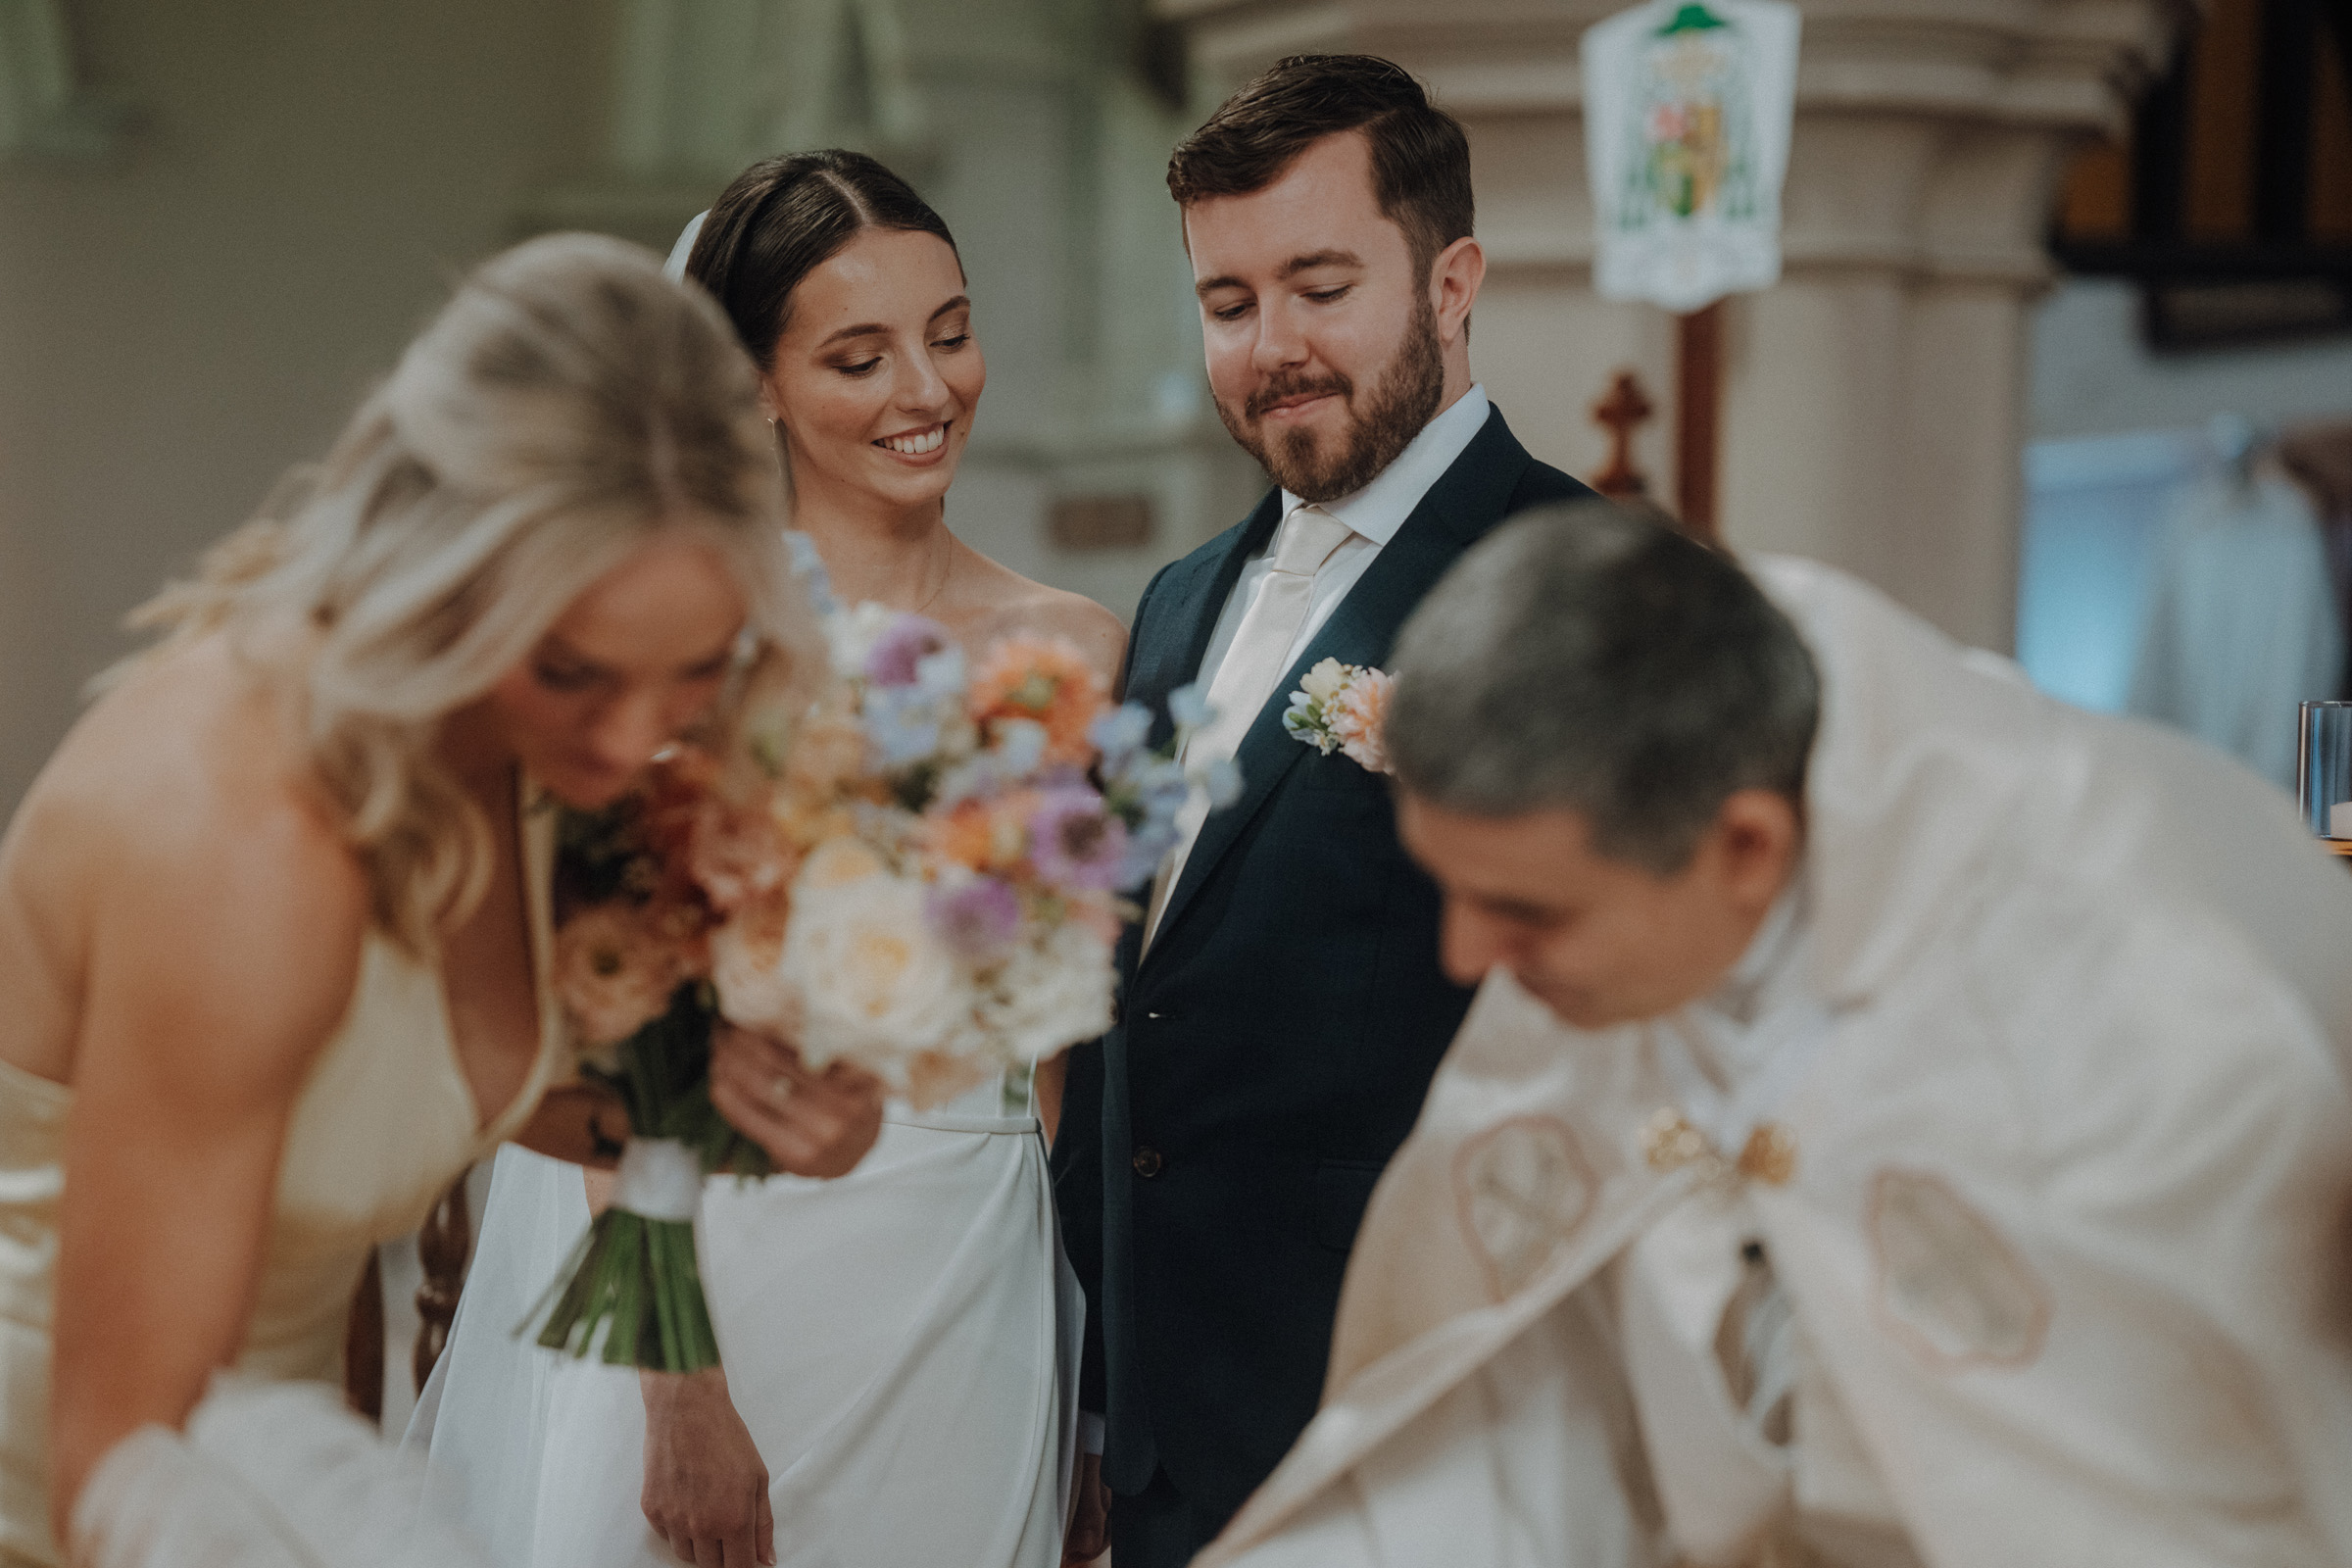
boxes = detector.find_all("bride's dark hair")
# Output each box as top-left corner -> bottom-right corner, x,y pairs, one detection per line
684,149 -> 960,368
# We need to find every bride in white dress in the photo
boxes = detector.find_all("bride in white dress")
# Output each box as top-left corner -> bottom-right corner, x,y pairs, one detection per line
415,151 -> 1124,1568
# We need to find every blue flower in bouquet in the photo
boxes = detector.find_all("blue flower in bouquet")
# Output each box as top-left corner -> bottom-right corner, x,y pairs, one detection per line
935,717 -> 1051,808
1030,787 -> 1129,892
991,715 -> 1049,776
784,530 -> 840,616
925,874 -> 1023,961
1088,702 -> 1153,770
1117,818 -> 1179,891
1125,755 -> 1190,827
863,686 -> 948,766
1168,682 -> 1212,730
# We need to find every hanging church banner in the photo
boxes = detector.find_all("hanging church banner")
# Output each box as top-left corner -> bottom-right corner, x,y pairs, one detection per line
1581,0 -> 1801,314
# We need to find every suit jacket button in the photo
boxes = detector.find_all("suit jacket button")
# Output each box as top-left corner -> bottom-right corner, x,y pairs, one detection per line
1131,1146 -> 1164,1179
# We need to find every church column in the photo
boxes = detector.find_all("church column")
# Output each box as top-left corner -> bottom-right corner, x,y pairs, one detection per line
1156,0 -> 2181,651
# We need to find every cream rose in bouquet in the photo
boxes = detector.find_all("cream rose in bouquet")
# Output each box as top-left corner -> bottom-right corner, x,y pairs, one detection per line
535,542 -> 1231,1371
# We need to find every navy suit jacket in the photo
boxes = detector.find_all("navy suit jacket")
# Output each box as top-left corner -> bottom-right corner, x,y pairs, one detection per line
1051,407 -> 1594,1522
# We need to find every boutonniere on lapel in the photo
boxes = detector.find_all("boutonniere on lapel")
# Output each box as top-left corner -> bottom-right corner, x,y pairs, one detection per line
1282,658 -> 1396,774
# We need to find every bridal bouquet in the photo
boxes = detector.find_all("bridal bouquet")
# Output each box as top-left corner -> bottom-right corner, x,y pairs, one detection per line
535,565 -> 1234,1371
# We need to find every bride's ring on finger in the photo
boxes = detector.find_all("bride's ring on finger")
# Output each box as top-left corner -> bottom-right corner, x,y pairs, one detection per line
767,1073 -> 795,1108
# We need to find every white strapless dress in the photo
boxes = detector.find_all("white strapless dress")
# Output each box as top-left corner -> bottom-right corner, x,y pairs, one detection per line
410,1077 -> 1081,1568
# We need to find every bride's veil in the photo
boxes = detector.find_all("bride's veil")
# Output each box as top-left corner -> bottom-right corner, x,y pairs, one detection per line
664,207 -> 797,518
402,1145 -> 590,1561
662,212 -> 708,281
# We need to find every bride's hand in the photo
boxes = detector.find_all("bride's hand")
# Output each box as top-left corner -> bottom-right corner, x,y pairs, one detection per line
640,1368 -> 773,1567
709,1023 -> 884,1178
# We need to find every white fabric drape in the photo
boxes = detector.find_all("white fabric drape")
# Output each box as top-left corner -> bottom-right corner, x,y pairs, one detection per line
2126,468 -> 2343,791
74,1377 -> 495,1568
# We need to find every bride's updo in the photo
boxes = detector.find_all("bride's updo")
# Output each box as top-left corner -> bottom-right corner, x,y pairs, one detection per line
681,148 -> 959,372
134,231 -> 819,955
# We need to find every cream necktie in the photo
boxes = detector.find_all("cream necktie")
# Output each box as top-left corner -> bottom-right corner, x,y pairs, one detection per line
1141,504 -> 1356,952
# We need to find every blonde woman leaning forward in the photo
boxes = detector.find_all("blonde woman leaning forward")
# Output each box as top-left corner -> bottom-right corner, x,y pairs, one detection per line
0,233 -> 883,1568
415,153 -> 1122,1568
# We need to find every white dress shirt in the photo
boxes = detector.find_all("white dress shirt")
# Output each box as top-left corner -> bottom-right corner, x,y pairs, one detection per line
1190,385 -> 1491,693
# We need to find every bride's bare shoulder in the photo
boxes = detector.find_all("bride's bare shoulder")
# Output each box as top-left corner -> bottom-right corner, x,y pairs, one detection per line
955,555 -> 1128,686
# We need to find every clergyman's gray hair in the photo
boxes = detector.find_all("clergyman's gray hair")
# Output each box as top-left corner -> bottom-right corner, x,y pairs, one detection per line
1388,503 -> 1821,872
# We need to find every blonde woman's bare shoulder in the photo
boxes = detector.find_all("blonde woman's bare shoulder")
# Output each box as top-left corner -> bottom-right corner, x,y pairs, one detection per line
29,638 -> 370,1083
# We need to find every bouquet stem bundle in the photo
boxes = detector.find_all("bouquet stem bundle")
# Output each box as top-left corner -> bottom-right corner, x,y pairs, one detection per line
532,984 -> 767,1371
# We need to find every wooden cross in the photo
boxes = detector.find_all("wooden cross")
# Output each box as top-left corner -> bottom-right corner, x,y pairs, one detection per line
1582,303 -> 1727,548
1589,369 -> 1654,499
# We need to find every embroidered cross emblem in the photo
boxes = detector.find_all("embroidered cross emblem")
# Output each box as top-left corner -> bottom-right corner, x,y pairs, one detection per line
1453,1117 -> 1597,1299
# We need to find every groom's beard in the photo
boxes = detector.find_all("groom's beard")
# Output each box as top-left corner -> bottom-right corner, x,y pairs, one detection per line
1217,296 -> 1446,505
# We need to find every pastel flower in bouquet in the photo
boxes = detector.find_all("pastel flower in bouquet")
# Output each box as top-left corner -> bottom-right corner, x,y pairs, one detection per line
710,624 -> 1172,1105
535,541 -> 1237,1371
535,755 -> 784,1370
1282,658 -> 1396,774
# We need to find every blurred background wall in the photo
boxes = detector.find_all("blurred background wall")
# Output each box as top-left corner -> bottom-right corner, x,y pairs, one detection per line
0,0 -> 1263,816
0,0 -> 613,810
5,0 -> 2352,819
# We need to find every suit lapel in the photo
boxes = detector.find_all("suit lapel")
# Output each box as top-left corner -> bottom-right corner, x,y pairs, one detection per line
1145,410 -> 1534,962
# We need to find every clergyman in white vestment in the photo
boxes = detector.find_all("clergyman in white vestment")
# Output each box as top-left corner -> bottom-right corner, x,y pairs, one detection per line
1199,504 -> 2352,1568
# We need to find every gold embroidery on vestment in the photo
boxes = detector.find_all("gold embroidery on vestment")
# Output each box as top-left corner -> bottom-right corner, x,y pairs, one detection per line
1641,1107 -> 1798,1187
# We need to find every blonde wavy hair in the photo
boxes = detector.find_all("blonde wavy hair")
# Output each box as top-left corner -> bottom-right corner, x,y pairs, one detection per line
127,231 -> 822,956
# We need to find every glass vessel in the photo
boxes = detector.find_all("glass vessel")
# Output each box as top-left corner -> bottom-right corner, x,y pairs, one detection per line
2296,702 -> 2352,837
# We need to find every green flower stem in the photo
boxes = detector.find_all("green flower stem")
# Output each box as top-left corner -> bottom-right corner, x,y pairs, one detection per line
530,982 -> 766,1370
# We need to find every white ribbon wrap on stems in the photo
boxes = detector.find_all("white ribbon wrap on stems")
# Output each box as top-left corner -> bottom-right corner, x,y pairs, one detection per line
612,1137 -> 703,1222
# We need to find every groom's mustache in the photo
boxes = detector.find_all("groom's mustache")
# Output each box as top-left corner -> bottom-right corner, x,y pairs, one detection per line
1245,371 -> 1353,422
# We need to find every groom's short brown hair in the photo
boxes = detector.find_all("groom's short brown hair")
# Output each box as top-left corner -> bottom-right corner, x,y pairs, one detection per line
1167,54 -> 1473,282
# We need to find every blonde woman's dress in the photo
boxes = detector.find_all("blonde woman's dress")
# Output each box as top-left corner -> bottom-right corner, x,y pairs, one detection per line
0,792 -> 568,1568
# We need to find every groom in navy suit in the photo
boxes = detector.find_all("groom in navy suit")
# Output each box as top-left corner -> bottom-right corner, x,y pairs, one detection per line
1052,55 -> 1595,1568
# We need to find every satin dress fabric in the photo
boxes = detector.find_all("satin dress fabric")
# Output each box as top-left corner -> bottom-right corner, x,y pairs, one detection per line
1,789 -> 568,1566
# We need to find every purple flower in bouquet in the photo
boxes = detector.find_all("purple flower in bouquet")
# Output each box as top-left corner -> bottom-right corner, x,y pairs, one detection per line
1030,787 -> 1128,892
925,875 -> 1024,961
858,613 -> 970,768
864,613 -> 956,687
